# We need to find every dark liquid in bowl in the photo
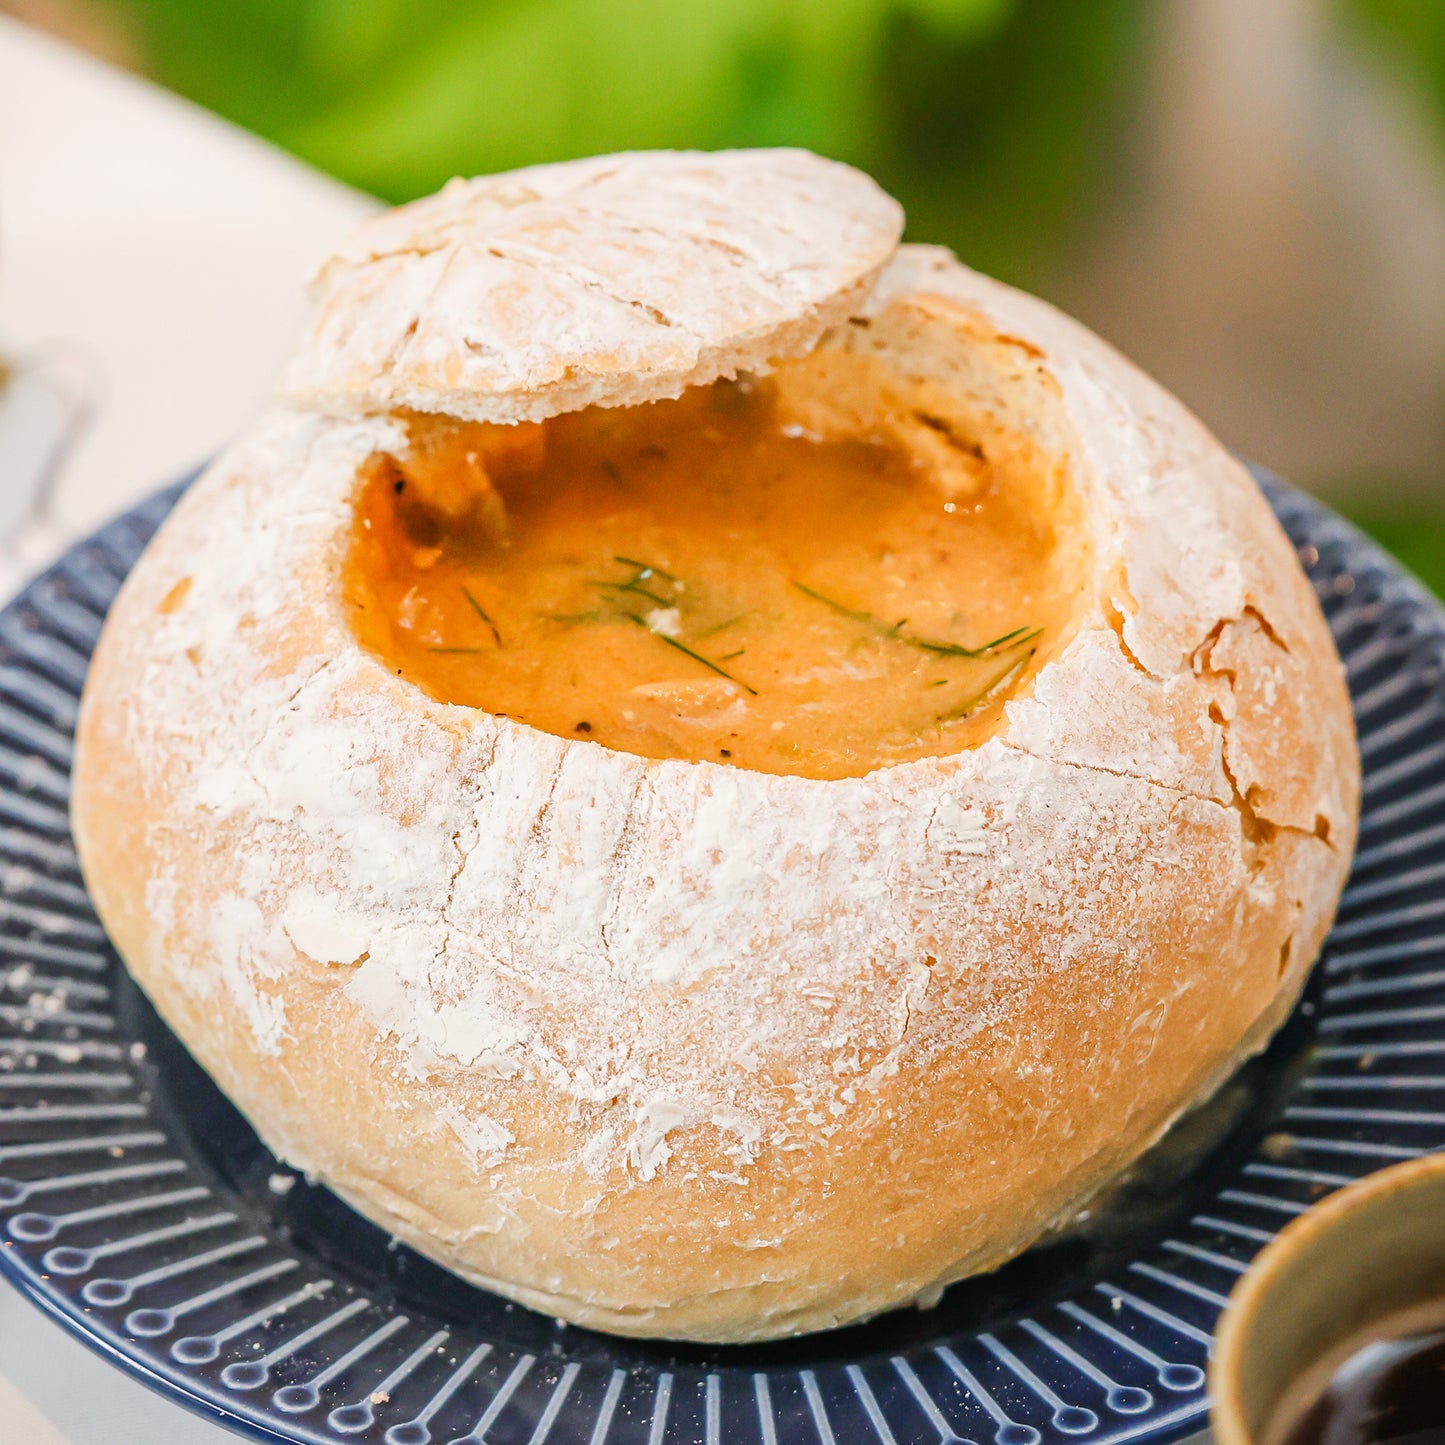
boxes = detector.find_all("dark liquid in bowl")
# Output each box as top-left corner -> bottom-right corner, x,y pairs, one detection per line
1279,1318 -> 1445,1445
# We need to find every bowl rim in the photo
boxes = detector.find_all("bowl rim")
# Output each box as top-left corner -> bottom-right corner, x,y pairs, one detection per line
1210,1150 -> 1445,1445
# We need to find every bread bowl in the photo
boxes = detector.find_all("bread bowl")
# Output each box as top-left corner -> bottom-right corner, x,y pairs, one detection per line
70,149 -> 1359,1343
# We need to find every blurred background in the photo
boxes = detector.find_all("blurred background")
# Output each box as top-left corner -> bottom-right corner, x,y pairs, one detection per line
6,0 -> 1445,591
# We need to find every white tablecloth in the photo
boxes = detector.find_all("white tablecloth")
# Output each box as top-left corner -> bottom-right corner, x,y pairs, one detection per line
0,16 -> 373,1441
0,14 -> 375,598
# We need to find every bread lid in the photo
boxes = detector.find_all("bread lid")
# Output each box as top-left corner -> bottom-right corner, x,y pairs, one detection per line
281,149 -> 906,425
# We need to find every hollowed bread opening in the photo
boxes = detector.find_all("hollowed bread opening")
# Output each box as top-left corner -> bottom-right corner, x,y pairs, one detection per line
344,302 -> 1089,780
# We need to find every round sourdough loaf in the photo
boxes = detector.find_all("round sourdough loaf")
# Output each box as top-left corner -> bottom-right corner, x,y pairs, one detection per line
71,150 -> 1359,1342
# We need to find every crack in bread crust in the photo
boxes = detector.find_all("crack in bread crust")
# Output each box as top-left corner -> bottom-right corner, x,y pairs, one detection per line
72,227 -> 1358,1341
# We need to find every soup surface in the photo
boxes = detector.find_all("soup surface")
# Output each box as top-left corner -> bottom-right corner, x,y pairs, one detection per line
344,357 -> 1076,779
1271,1306 -> 1445,1445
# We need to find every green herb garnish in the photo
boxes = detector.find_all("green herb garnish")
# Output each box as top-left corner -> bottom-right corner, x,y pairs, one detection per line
595,578 -> 673,607
791,581 -> 875,626
461,585 -> 502,646
792,580 -> 1040,660
556,558 -> 759,693
622,614 -> 757,694
613,555 -> 677,582
935,650 -> 1036,723
696,613 -> 748,637
910,624 -> 1042,659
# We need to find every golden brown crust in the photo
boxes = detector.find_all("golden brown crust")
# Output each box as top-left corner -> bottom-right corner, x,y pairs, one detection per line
72,162 -> 1358,1342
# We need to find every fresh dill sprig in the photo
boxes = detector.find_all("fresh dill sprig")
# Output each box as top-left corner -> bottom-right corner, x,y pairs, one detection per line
935,650 -> 1036,723
554,558 -> 758,692
791,581 -> 874,626
696,613 -> 748,637
594,578 -> 673,607
613,555 -> 677,582
622,614 -> 757,694
461,585 -> 502,646
792,580 -> 1040,660
909,625 -> 1043,659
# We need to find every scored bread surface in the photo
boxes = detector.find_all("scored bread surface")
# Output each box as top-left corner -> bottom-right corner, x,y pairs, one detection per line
72,152 -> 1358,1342
281,148 -> 905,425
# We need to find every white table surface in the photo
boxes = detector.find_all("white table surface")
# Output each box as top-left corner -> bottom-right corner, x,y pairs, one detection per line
0,13 -> 375,597
0,16 -> 373,1441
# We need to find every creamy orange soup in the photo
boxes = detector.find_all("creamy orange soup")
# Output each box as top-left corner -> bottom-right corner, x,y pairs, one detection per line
344,358 -> 1076,779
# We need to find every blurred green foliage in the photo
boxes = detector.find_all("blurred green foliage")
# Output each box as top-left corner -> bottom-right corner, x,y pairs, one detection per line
95,0 -> 1144,286
1337,0 -> 1445,598
1344,0 -> 1445,134
1341,504 -> 1445,600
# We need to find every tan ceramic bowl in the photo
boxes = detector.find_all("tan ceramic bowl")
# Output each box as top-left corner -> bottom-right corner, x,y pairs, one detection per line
1211,1151 -> 1445,1445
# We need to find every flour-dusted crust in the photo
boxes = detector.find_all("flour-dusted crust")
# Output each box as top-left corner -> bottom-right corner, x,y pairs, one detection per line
74,159 -> 1358,1341
280,149 -> 904,425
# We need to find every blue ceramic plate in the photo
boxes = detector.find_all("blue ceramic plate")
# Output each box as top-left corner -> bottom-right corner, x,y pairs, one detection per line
1,472 -> 1442,1445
